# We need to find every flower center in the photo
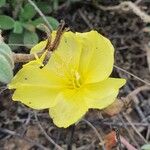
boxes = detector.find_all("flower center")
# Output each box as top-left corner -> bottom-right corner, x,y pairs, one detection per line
68,70 -> 82,89
73,71 -> 81,88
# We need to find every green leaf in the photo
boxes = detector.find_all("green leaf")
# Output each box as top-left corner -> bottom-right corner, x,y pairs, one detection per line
20,3 -> 36,21
0,15 -> 15,30
9,32 -> 23,50
22,22 -> 35,32
141,144 -> 150,150
0,43 -> 14,69
36,2 -> 52,14
32,16 -> 59,30
13,21 -> 23,34
0,55 -> 13,84
23,30 -> 39,48
0,42 -> 12,56
0,0 -> 6,7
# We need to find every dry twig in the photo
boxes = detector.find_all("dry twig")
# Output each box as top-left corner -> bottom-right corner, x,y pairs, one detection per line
127,85 -> 150,98
78,10 -> 93,29
95,1 -> 150,23
114,65 -> 150,86
144,44 -> 150,72
0,86 -> 7,95
12,51 -> 47,63
0,127 -> 48,150
120,136 -> 137,150
34,112 -> 64,150
123,113 -> 148,144
12,21 -> 66,63
118,115 -> 140,149
82,119 -> 106,150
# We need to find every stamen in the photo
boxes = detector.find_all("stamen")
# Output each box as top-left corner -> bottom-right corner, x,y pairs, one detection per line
67,70 -> 82,89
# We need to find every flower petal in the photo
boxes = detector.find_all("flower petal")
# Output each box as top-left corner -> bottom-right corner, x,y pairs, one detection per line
9,65 -> 66,109
30,40 -> 47,54
77,31 -> 114,84
84,78 -> 126,109
49,89 -> 88,128
45,32 -> 82,80
9,65 -> 66,89
12,85 -> 60,109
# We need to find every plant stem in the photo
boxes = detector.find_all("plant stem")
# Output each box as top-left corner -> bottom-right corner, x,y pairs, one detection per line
12,51 -> 45,63
12,21 -> 66,63
28,0 -> 53,31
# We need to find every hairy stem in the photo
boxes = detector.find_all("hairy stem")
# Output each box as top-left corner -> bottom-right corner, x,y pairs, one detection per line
13,52 -> 43,63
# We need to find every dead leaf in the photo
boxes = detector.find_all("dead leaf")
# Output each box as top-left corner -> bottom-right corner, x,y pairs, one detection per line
26,125 -> 40,140
102,99 -> 124,116
4,125 -> 40,150
104,131 -> 117,150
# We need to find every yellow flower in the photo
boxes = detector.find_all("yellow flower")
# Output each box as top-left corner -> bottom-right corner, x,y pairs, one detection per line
9,30 -> 126,128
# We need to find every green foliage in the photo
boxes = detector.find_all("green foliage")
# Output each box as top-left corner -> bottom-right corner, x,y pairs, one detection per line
36,1 -> 52,14
0,15 -> 15,30
141,144 -> 150,150
8,32 -> 23,50
0,0 -> 6,7
22,23 -> 35,32
19,3 -> 36,21
0,43 -> 14,83
0,1 -> 60,50
13,21 -> 23,34
33,16 -> 59,30
23,30 -> 39,48
0,43 -> 12,57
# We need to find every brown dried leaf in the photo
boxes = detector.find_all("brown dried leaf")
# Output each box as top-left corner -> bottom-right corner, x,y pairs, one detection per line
4,126 -> 40,150
102,99 -> 124,116
104,131 -> 117,150
26,125 -> 40,140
